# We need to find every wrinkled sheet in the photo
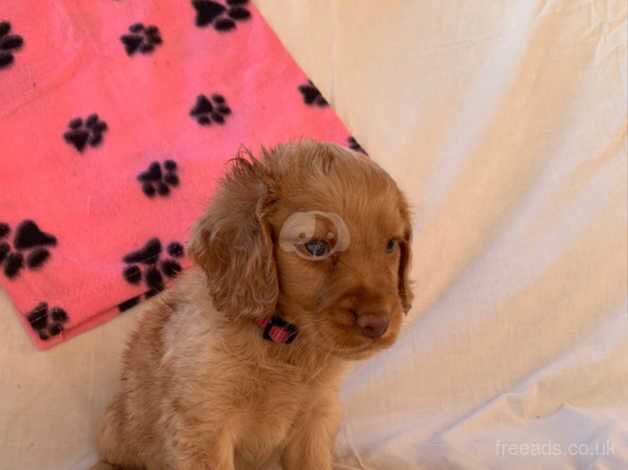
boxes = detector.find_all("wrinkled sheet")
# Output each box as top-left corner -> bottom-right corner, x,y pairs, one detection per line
0,0 -> 626,468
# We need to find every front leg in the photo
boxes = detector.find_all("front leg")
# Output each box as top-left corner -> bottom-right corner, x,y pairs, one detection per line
168,438 -> 234,470
281,395 -> 341,470
162,410 -> 237,470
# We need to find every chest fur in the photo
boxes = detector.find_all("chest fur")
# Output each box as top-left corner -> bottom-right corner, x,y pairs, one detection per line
232,378 -> 314,462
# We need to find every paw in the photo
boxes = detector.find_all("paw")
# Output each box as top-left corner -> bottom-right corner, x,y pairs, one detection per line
190,94 -> 232,126
63,114 -> 108,153
121,23 -> 163,55
118,238 -> 184,311
137,159 -> 180,198
0,220 -> 57,279
347,136 -> 367,155
298,80 -> 328,107
192,0 -> 251,32
0,21 -> 24,69
26,302 -> 69,341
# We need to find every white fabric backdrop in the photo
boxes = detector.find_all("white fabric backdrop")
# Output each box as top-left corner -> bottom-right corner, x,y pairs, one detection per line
1,1 -> 626,468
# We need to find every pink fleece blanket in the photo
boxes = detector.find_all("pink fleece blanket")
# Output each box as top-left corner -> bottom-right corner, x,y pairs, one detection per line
0,0 -> 363,349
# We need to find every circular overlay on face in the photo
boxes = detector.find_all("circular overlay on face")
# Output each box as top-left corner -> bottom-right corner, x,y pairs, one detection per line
279,211 -> 350,260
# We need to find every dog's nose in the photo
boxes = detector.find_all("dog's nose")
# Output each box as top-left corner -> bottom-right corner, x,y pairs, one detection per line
356,313 -> 389,338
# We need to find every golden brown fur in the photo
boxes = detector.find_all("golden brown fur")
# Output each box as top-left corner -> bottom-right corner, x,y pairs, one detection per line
96,141 -> 413,469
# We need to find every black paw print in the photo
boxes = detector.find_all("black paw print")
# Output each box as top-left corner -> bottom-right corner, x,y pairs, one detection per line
0,21 -> 24,70
192,0 -> 251,32
26,302 -> 69,341
119,238 -> 184,311
137,160 -> 180,198
298,80 -> 328,107
190,94 -> 232,126
0,220 -> 57,279
63,114 -> 108,153
121,23 -> 163,56
348,136 -> 367,155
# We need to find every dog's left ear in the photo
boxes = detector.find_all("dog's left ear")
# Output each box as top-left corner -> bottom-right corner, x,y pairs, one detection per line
398,197 -> 414,314
187,152 -> 278,319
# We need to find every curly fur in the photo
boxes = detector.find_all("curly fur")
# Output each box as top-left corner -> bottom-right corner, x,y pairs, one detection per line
96,141 -> 413,470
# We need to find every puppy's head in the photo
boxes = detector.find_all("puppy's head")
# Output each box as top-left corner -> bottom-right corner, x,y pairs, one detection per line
188,141 -> 413,360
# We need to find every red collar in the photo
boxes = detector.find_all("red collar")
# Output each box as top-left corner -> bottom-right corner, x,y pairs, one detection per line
256,315 -> 298,344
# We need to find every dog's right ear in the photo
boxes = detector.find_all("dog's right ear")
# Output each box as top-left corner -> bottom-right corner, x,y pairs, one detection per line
187,152 -> 279,319
397,192 -> 414,315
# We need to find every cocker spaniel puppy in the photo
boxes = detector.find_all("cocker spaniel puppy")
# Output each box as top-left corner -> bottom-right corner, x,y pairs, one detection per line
96,140 -> 413,470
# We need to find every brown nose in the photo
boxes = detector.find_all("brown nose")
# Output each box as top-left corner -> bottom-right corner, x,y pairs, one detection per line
356,313 -> 389,338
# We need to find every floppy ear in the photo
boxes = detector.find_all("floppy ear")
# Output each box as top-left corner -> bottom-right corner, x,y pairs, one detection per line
398,199 -> 414,314
187,153 -> 278,319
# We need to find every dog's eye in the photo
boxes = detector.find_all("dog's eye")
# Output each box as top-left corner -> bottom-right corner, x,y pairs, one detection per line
304,239 -> 330,258
386,239 -> 397,253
